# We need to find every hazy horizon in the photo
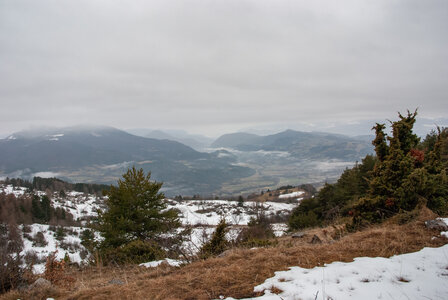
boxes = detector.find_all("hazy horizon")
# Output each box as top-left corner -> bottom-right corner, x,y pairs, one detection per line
2,114 -> 447,141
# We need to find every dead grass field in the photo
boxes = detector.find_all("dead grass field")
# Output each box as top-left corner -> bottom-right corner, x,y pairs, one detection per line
3,208 -> 447,300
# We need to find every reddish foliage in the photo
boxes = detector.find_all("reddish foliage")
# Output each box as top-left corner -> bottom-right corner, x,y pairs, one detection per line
410,149 -> 425,164
44,251 -> 75,288
385,198 -> 395,208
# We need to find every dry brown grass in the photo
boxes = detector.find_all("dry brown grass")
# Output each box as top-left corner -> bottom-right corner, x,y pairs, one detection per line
3,207 -> 447,300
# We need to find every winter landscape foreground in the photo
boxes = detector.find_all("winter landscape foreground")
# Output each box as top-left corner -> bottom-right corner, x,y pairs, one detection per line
1,182 -> 447,299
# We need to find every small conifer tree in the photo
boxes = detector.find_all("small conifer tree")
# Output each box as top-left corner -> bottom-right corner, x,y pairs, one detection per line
200,219 -> 228,258
98,167 -> 180,263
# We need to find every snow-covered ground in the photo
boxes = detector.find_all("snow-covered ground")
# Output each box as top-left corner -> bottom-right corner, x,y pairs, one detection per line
20,224 -> 88,274
248,244 -> 448,300
1,183 -> 296,273
52,192 -> 104,222
1,184 -> 28,197
171,199 -> 295,226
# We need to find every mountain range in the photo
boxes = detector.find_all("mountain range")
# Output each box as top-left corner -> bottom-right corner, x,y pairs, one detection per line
212,129 -> 372,161
0,126 -> 374,195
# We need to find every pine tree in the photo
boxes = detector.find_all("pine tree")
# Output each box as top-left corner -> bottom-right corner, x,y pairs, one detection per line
98,167 -> 180,249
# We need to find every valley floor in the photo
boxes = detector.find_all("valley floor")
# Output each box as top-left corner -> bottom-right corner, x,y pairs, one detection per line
5,208 -> 447,300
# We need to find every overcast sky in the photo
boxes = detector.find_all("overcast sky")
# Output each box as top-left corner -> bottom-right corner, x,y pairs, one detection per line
1,0 -> 447,137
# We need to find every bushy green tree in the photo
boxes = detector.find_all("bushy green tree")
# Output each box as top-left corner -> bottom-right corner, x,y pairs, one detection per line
352,110 -> 448,226
98,167 -> 180,263
200,219 -> 228,258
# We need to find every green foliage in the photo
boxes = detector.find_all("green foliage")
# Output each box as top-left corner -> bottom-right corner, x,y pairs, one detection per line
352,111 -> 448,225
200,219 -> 228,258
289,110 -> 448,230
80,229 -> 96,252
102,240 -> 166,264
288,155 -> 376,230
55,227 -> 66,242
239,238 -> 277,248
99,167 -> 180,249
98,167 -> 180,264
289,210 -> 320,230
237,214 -> 275,246
32,176 -> 110,195
238,195 -> 244,207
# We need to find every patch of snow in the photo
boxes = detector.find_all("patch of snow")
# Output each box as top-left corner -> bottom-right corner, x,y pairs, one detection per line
140,258 -> 183,268
247,244 -> 448,300
1,184 -> 28,197
278,191 -> 304,199
47,134 -> 64,141
20,224 -> 88,274
440,218 -> 448,238
271,223 -> 288,237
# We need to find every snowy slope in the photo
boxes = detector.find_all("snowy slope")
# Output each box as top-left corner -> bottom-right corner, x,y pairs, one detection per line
21,224 -> 88,274
248,244 -> 448,300
170,199 -> 295,226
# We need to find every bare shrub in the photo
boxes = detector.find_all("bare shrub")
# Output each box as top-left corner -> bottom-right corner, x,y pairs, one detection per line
59,241 -> 81,253
0,223 -> 25,293
32,231 -> 48,247
44,251 -> 75,288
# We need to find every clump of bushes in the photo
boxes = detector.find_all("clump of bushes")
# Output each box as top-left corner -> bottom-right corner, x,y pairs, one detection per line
236,214 -> 276,248
289,110 -> 448,231
101,240 -> 166,265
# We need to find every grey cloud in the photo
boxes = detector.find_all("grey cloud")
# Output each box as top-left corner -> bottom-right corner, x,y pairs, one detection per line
0,0 -> 447,137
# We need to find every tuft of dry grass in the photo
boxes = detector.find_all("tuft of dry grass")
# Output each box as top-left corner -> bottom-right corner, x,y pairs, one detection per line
2,207 -> 446,300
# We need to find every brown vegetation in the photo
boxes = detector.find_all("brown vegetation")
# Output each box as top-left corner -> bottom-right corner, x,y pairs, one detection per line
4,207 -> 446,300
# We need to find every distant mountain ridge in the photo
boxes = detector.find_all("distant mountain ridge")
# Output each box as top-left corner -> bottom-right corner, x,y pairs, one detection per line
0,126 -> 205,172
211,129 -> 373,160
126,128 -> 214,150
0,126 -> 253,195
